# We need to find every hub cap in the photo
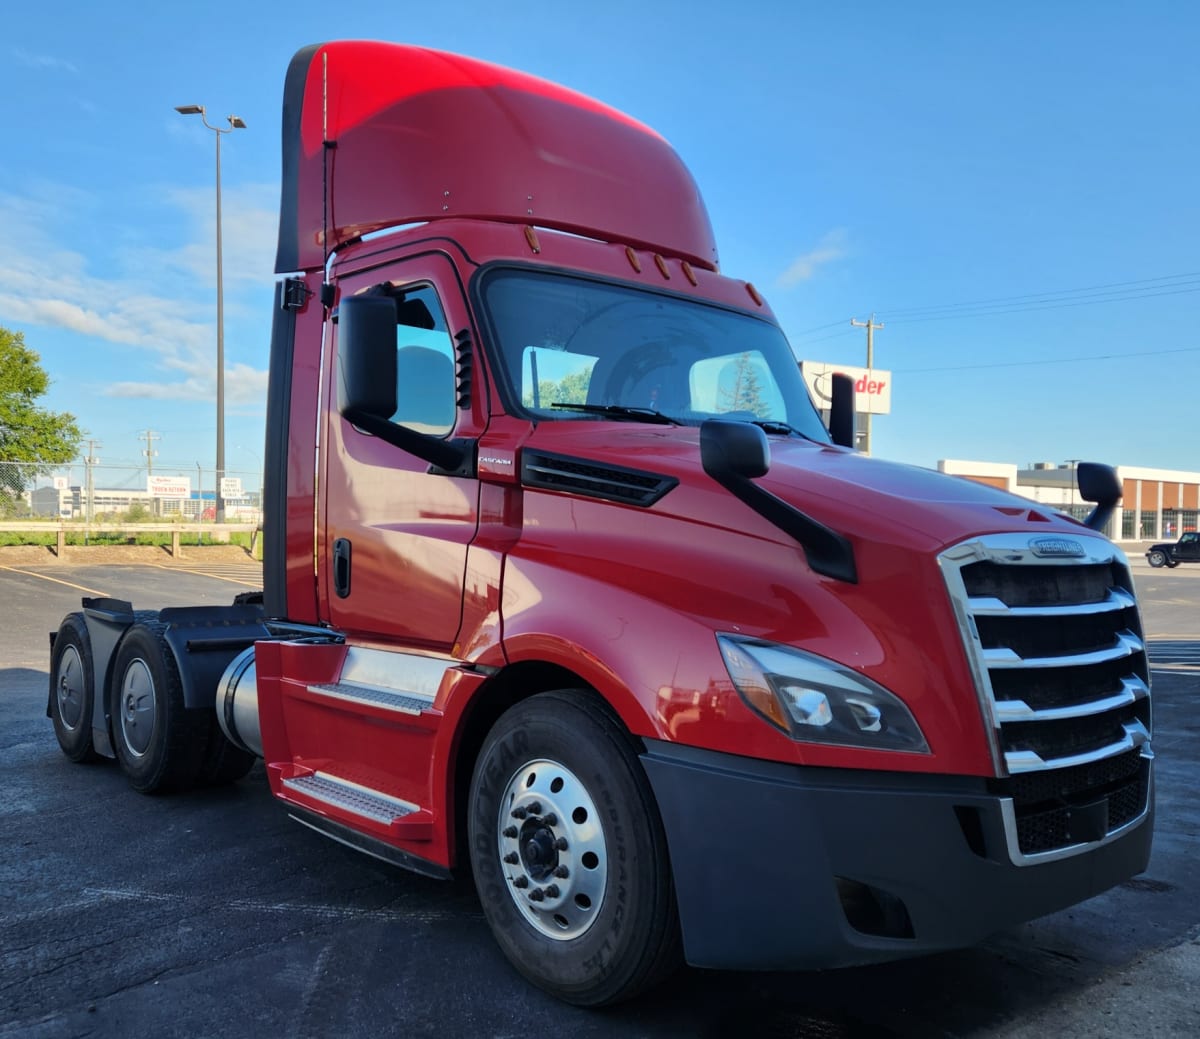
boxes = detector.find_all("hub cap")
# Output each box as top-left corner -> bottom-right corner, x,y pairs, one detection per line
497,758 -> 607,940
119,659 -> 156,758
56,645 -> 85,731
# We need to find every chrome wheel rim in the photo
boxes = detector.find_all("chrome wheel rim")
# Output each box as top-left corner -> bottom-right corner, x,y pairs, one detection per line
497,758 -> 607,940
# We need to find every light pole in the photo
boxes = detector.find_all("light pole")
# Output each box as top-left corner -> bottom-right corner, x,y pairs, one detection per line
175,104 -> 246,523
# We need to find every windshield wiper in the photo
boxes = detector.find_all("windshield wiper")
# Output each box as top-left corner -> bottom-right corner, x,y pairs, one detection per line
550,403 -> 682,426
748,419 -> 816,439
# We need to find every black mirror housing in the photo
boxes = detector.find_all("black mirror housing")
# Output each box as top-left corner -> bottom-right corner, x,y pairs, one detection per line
337,295 -> 398,419
700,419 -> 770,479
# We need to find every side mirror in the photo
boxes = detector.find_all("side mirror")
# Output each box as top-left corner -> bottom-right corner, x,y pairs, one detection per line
700,418 -> 770,479
829,372 -> 855,448
337,295 -> 398,419
335,294 -> 468,473
1076,462 -> 1121,533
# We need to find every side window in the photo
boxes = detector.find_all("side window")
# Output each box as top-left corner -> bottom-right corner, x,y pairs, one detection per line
392,284 -> 456,435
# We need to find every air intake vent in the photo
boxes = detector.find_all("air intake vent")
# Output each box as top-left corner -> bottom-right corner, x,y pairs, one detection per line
521,450 -> 677,507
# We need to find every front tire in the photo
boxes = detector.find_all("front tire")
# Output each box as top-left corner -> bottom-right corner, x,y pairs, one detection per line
49,613 -> 97,762
468,690 -> 680,1006
109,623 -> 208,794
1147,550 -> 1167,568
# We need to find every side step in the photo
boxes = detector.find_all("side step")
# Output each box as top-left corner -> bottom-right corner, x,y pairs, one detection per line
281,771 -> 432,840
306,681 -> 434,716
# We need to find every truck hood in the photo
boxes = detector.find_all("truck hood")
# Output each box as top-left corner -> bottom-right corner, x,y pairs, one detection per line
521,423 -> 1096,555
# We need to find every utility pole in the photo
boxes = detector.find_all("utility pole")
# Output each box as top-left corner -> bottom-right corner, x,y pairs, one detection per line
84,440 -> 102,532
139,430 -> 160,477
850,314 -> 884,455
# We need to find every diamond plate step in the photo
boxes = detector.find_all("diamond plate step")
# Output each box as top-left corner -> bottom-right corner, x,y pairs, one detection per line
282,772 -> 418,825
306,681 -> 434,715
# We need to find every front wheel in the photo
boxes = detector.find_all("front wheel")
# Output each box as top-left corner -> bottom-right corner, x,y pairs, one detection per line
468,691 -> 680,1006
1147,550 -> 1167,568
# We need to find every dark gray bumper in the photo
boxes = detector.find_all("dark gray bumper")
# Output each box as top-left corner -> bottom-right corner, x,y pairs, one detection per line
640,740 -> 1153,971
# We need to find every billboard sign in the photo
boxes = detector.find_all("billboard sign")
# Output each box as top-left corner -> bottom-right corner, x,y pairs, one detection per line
148,476 -> 191,499
800,361 -> 892,415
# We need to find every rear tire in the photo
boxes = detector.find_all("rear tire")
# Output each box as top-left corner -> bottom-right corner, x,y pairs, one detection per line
468,690 -> 681,1006
1147,550 -> 1167,568
109,623 -> 208,794
49,613 -> 97,762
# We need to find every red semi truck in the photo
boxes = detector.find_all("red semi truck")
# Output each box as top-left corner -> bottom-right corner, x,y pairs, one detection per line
48,41 -> 1153,1006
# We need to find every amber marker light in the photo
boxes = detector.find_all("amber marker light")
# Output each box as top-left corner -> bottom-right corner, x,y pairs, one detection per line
653,253 -> 670,279
745,282 -> 763,306
681,261 -> 698,286
523,226 -> 541,254
625,246 -> 642,272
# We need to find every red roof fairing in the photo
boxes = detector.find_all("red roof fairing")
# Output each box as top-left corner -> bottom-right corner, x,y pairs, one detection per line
276,41 -> 718,274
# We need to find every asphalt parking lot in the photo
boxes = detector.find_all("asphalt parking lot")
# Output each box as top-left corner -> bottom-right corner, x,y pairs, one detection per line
2,553 -> 1198,1038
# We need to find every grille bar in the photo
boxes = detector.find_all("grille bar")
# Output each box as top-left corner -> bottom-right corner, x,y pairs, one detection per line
994,674 -> 1148,723
968,585 -> 1136,618
982,630 -> 1144,669
1004,719 -> 1151,774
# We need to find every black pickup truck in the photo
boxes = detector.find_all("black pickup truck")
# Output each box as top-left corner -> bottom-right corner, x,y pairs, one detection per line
1147,531 -> 1200,567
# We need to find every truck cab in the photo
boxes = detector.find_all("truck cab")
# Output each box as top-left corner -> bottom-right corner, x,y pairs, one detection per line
49,40 -> 1153,1007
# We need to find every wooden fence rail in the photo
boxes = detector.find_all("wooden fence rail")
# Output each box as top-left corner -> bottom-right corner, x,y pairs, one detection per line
0,522 -> 260,559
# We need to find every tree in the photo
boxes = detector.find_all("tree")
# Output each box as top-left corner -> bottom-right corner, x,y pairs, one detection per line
717,352 -> 768,416
0,326 -> 82,508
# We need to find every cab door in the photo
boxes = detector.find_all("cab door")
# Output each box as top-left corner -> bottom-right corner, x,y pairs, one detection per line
321,251 -> 482,651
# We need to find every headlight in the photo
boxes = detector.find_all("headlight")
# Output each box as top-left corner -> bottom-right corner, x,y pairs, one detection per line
717,635 -> 929,753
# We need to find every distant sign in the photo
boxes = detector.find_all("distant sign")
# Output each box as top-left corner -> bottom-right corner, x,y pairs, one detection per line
800,361 -> 893,415
220,477 -> 243,498
53,476 -> 68,490
148,475 -> 191,499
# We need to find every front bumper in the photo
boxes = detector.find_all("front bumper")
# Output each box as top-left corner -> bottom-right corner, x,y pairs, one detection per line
640,740 -> 1153,971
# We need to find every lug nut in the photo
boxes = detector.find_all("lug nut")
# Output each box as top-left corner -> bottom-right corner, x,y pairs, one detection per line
528,801 -> 542,815
528,888 -> 545,902
544,884 -> 560,898
503,826 -> 518,838
542,813 -> 558,827
553,865 -> 569,879
511,807 -> 528,820
504,852 -> 519,864
513,876 -> 529,889
555,837 -> 569,851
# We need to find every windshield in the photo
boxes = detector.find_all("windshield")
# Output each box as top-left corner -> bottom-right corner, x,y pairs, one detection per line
480,268 -> 831,441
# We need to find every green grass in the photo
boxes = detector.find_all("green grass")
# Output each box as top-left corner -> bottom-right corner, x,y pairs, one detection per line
0,530 -> 264,556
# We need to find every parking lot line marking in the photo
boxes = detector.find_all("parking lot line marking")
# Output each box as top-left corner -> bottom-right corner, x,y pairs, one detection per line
149,563 -> 262,588
0,565 -> 107,596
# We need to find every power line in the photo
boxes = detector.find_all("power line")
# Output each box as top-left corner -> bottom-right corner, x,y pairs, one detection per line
898,344 -> 1200,375
878,268 -> 1195,316
789,271 -> 1200,338
884,282 -> 1200,325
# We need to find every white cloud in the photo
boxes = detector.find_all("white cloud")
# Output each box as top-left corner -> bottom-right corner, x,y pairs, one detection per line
10,48 -> 79,74
777,229 -> 850,287
0,182 -> 276,403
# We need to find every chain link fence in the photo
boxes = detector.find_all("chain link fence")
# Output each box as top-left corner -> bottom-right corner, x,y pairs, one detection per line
0,459 -> 263,525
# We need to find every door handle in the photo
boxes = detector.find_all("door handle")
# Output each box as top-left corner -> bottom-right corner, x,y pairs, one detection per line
333,537 -> 352,598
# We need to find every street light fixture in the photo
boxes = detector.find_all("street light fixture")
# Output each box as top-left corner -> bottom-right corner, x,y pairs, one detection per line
175,103 -> 246,523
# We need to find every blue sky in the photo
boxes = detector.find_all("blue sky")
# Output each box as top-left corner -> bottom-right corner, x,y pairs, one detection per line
3,1 -> 1197,482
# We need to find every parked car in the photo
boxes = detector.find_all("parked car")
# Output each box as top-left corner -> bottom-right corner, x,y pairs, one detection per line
1147,531 -> 1200,567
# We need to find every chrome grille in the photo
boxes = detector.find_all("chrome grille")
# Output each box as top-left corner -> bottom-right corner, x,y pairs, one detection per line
940,533 -> 1152,862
